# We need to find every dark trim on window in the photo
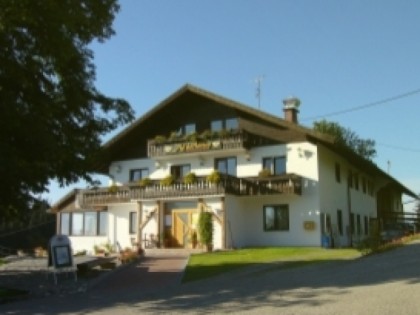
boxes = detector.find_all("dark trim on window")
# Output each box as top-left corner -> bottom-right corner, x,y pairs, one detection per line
263,204 -> 289,231
129,211 -> 137,235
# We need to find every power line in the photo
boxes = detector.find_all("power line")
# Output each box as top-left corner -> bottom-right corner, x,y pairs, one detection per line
377,143 -> 420,153
302,87 -> 420,121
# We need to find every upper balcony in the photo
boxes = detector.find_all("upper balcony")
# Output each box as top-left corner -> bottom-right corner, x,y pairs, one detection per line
148,130 -> 249,158
78,173 -> 302,207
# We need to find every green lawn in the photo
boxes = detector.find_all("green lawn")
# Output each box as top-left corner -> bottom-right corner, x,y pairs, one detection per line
183,247 -> 360,283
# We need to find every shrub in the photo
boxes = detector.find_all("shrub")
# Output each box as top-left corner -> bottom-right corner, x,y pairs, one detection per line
160,174 -> 175,186
154,135 -> 166,143
108,184 -> 118,193
138,177 -> 152,187
198,212 -> 213,251
258,168 -> 272,177
206,170 -> 221,184
183,172 -> 197,184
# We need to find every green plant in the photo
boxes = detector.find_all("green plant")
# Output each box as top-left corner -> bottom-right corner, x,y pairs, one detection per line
154,135 -> 166,143
258,168 -> 272,177
206,170 -> 221,184
169,131 -> 180,141
183,247 -> 360,283
198,211 -> 213,252
183,172 -> 197,184
186,132 -> 198,142
200,129 -> 214,140
138,177 -> 152,187
108,184 -> 118,193
160,174 -> 175,186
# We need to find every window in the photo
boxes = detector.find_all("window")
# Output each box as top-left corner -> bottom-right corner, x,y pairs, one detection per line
184,123 -> 196,135
364,216 -> 369,236
178,123 -> 196,135
211,118 -> 238,131
362,177 -> 367,194
98,212 -> 108,236
356,214 -> 361,235
354,173 -> 359,190
171,164 -> 191,180
348,170 -> 353,188
335,163 -> 341,183
71,213 -> 84,236
130,168 -> 149,182
263,156 -> 286,175
225,118 -> 239,130
61,211 -> 107,236
263,205 -> 289,231
60,213 -> 70,235
84,212 -> 97,236
350,213 -> 355,235
129,212 -> 137,234
215,157 -> 237,176
211,120 -> 223,132
337,209 -> 343,236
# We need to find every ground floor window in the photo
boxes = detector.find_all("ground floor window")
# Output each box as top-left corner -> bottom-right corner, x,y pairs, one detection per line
337,209 -> 343,235
263,204 -> 289,231
364,216 -> 369,236
60,211 -> 108,236
129,211 -> 137,234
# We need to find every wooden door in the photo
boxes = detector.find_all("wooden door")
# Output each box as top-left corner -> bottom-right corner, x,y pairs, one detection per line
172,210 -> 199,248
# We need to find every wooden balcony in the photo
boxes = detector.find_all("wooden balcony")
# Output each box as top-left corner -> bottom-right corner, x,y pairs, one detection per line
78,174 -> 302,207
148,131 -> 248,158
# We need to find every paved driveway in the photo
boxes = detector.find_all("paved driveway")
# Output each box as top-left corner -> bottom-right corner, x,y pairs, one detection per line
2,242 -> 420,315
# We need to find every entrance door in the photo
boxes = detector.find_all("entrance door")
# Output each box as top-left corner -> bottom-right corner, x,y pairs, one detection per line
172,210 -> 199,248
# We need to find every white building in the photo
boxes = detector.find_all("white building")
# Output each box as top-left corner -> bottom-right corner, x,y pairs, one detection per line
50,84 -> 416,253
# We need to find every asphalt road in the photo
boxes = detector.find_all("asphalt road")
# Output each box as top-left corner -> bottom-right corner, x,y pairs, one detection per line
2,241 -> 420,315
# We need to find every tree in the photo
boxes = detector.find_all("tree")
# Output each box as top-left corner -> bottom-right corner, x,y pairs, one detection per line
313,119 -> 376,160
0,1 -> 134,219
198,212 -> 213,251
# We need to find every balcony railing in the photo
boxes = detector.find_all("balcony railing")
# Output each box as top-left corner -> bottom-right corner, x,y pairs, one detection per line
148,132 -> 248,158
78,174 -> 302,207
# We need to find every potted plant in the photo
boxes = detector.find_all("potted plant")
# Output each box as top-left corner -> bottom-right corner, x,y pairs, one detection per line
200,129 -> 214,141
108,184 -> 118,193
138,177 -> 152,187
183,172 -> 197,185
206,170 -> 221,184
154,135 -> 166,144
258,168 -> 272,177
160,174 -> 175,186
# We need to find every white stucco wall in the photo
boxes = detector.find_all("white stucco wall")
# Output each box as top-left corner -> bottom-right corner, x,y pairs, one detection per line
107,203 -> 138,250
70,236 -> 109,255
317,145 -> 377,246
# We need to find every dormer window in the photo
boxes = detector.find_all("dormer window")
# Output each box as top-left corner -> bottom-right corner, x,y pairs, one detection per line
211,118 -> 238,132
225,118 -> 238,130
184,123 -> 196,135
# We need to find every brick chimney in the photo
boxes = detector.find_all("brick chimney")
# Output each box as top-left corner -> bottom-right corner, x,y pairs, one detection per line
283,96 -> 300,124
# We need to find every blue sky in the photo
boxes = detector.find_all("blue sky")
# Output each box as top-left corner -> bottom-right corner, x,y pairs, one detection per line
46,0 -> 420,208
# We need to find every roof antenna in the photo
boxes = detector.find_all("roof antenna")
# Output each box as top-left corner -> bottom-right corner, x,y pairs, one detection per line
254,75 -> 264,109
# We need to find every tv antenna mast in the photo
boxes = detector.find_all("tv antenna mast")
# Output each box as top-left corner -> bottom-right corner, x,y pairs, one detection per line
254,75 -> 265,109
